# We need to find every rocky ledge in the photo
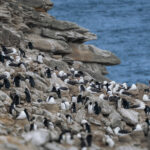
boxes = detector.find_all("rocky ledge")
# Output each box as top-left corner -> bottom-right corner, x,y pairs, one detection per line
0,0 -> 150,150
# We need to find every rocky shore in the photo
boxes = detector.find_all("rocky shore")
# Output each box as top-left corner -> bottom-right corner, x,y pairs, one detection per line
0,0 -> 150,150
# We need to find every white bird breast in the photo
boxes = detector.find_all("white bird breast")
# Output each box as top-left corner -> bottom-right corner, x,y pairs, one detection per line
17,111 -> 26,119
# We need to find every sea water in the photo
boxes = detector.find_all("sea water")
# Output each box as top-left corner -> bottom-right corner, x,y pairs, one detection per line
49,0 -> 150,85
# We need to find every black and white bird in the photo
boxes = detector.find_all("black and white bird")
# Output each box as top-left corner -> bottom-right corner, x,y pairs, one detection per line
58,130 -> 73,145
114,127 -> 131,136
88,102 -> 93,114
79,85 -> 86,93
1,45 -> 15,54
26,76 -> 35,88
45,67 -> 51,78
71,95 -> 77,103
46,96 -> 55,104
144,105 -> 150,115
0,51 -> 5,63
43,117 -> 54,129
61,101 -> 70,110
37,53 -> 44,64
9,102 -> 16,116
10,93 -> 20,105
122,98 -> 130,109
19,48 -> 26,58
71,102 -> 76,113
81,120 -> 91,133
3,78 -> 10,89
86,134 -> 92,147
93,102 -> 101,115
28,42 -> 33,50
66,114 -> 73,124
16,108 -> 30,121
24,88 -> 31,103
13,75 -> 21,87
80,137 -> 87,150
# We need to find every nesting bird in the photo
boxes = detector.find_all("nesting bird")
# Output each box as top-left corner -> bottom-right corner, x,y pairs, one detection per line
37,53 -> 44,64
46,96 -> 55,104
16,108 -> 30,121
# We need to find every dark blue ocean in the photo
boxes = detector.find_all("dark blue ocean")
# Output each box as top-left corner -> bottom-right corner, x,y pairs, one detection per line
49,0 -> 150,85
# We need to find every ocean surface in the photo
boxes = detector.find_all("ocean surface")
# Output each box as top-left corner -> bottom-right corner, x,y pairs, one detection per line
49,0 -> 150,85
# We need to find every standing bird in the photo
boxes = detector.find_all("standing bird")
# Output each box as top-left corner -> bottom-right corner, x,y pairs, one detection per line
28,76 -> 35,88
37,53 -> 44,64
16,108 -> 30,121
28,42 -> 33,50
88,102 -> 93,114
61,101 -> 66,110
3,78 -> 10,89
79,85 -> 86,93
0,51 -> 5,63
10,93 -> 20,105
66,114 -> 73,124
24,88 -> 31,103
45,67 -> 51,78
93,102 -> 101,115
71,102 -> 76,113
43,117 -> 54,129
144,105 -> 150,115
9,102 -> 16,116
19,48 -> 26,57
86,134 -> 92,147
46,96 -> 55,104
13,75 -> 21,87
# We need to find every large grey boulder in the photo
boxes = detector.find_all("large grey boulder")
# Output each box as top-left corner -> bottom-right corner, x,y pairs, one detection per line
72,61 -> 109,81
22,129 -> 50,146
99,100 -> 113,115
44,58 -> 69,71
63,43 -> 120,65
28,34 -> 72,54
109,110 -> 122,128
1,26 -> 21,46
119,108 -> 139,125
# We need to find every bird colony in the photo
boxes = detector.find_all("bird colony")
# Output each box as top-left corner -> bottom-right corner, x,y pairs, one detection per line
0,44 -> 150,150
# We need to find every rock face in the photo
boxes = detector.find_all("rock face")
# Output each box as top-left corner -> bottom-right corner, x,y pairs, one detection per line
63,43 -> 120,65
17,0 -> 53,12
0,0 -> 120,80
